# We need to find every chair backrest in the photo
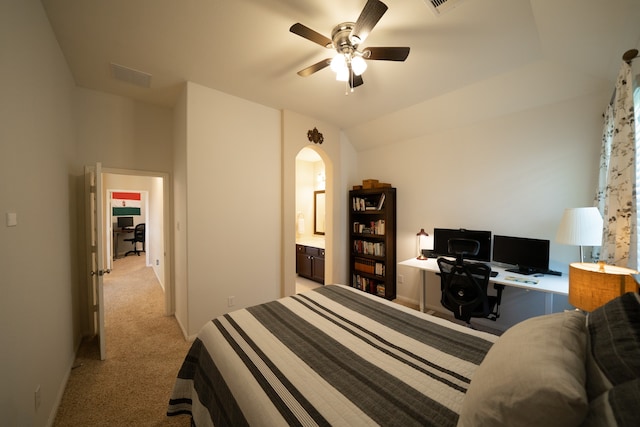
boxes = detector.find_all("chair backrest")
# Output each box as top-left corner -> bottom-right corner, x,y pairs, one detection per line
438,238 -> 492,322
134,223 -> 145,241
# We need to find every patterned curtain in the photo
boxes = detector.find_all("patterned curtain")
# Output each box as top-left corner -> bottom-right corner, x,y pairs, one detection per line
594,62 -> 637,269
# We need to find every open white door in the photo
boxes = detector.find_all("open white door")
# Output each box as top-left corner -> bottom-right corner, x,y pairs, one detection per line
85,163 -> 109,360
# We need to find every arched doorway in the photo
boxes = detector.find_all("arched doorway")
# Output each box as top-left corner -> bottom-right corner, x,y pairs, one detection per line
295,147 -> 326,293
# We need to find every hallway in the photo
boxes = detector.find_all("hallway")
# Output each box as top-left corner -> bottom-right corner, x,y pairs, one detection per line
54,256 -> 190,426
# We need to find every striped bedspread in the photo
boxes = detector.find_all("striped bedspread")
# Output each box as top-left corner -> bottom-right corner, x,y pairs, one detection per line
167,285 -> 497,427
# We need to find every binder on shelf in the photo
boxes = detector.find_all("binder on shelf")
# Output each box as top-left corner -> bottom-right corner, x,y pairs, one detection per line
355,257 -> 375,274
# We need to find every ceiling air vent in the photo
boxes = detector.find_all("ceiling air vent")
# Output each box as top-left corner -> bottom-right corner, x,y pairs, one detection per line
110,63 -> 152,88
423,0 -> 466,16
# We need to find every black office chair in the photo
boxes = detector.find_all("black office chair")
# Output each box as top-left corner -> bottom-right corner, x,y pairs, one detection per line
437,238 -> 504,327
124,223 -> 145,256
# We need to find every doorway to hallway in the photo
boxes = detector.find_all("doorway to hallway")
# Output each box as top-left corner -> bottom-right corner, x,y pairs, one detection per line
98,168 -> 172,360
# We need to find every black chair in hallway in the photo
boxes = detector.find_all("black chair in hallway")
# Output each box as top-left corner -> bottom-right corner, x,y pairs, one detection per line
124,223 -> 145,256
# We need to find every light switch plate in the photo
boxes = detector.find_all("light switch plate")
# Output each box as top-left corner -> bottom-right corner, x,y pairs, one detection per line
6,212 -> 17,227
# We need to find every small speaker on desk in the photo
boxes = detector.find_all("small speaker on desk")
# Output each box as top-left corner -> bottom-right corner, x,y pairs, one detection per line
421,249 -> 436,258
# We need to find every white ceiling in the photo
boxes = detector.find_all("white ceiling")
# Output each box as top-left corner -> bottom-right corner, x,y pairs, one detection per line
41,0 -> 640,151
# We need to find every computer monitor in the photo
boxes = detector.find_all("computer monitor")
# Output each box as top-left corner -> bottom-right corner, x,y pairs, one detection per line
117,216 -> 134,228
432,228 -> 492,262
492,235 -> 550,275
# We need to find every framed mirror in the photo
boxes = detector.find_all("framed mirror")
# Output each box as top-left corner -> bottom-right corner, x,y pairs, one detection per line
314,190 -> 325,235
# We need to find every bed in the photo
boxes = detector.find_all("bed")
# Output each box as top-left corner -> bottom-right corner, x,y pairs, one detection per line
167,284 -> 640,427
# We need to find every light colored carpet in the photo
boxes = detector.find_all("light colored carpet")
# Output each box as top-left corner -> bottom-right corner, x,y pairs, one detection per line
53,255 -> 191,426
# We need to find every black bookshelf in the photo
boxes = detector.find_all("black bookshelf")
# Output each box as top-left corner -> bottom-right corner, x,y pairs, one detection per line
349,187 -> 396,299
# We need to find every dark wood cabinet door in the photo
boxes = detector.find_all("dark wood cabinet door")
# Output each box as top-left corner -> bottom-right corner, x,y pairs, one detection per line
296,244 -> 324,284
296,251 -> 313,279
312,251 -> 325,283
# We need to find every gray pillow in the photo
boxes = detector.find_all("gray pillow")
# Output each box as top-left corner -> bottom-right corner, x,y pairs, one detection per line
582,379 -> 640,427
457,310 -> 588,427
585,292 -> 640,400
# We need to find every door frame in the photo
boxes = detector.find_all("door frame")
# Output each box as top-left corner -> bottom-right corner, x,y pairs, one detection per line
101,167 -> 173,315
107,189 -> 150,270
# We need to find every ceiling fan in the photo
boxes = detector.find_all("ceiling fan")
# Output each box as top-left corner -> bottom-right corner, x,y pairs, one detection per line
289,0 -> 410,92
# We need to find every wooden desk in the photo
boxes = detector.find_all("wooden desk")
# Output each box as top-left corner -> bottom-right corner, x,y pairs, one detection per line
399,257 -> 568,314
113,228 -> 134,259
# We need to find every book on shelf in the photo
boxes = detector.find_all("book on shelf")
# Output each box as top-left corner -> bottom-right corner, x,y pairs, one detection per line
354,257 -> 375,274
352,274 -> 378,294
375,262 -> 385,276
376,193 -> 386,210
353,258 -> 385,277
352,220 -> 385,235
353,240 -> 385,256
352,197 -> 367,211
352,196 -> 383,211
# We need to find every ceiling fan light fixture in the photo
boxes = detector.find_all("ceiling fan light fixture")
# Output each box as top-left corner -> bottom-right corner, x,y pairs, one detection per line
335,67 -> 349,82
351,56 -> 367,76
330,54 -> 347,73
290,0 -> 409,90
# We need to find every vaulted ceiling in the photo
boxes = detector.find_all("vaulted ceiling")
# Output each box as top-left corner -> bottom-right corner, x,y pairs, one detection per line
41,0 -> 640,150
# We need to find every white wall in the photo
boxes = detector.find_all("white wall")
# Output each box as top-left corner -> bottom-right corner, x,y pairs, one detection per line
172,86 -> 188,335
360,91 -> 608,329
74,88 -> 174,173
149,175 -> 165,284
282,110 -> 354,296
182,82 -> 282,337
0,1 -> 78,424
340,132 -> 360,283
73,87 -> 174,334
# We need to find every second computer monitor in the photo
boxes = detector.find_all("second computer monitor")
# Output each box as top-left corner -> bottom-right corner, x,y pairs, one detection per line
492,235 -> 550,275
433,228 -> 492,262
117,216 -> 134,228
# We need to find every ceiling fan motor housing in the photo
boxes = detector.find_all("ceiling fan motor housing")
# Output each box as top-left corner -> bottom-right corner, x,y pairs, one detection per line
331,22 -> 358,54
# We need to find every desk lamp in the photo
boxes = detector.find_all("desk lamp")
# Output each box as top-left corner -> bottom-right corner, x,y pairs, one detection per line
569,262 -> 638,311
416,228 -> 430,260
556,207 -> 603,262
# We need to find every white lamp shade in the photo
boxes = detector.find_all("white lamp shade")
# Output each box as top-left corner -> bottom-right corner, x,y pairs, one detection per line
330,54 -> 346,73
351,56 -> 367,76
335,67 -> 349,81
556,207 -> 604,246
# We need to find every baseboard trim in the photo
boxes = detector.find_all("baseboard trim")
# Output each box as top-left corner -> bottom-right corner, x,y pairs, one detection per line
173,313 -> 197,342
47,340 -> 81,427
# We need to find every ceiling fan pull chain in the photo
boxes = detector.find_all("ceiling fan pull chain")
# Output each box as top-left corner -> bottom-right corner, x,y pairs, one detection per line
350,68 -> 354,93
